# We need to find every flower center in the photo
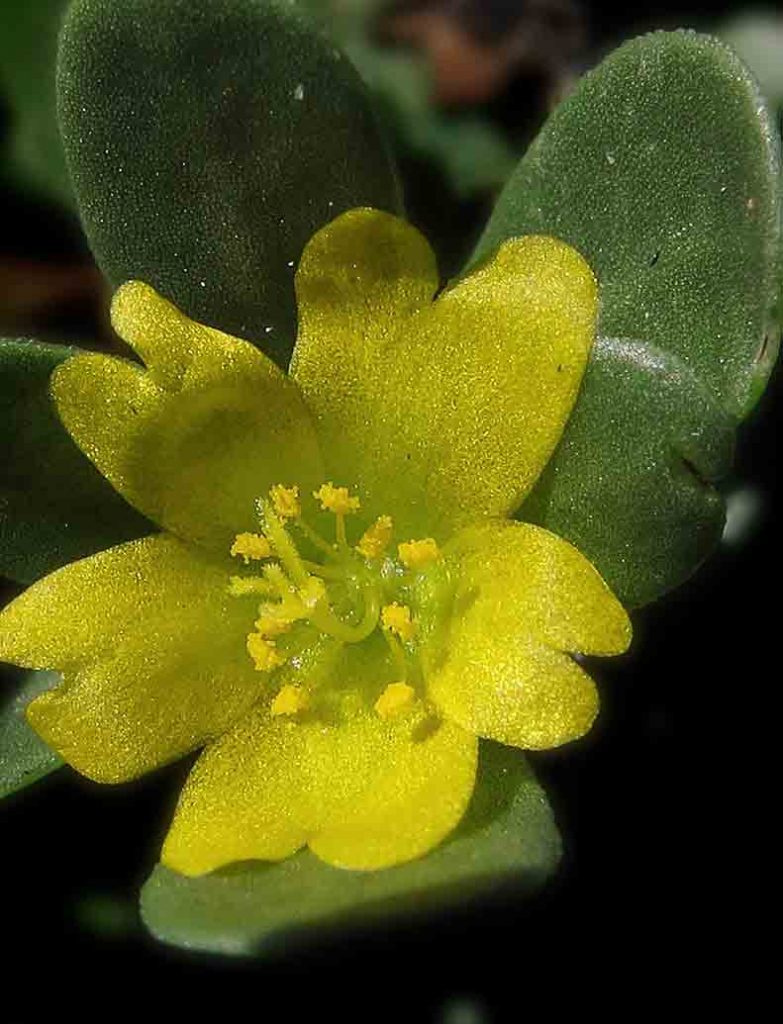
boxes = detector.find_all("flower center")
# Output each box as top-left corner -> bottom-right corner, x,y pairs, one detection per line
228,482 -> 450,724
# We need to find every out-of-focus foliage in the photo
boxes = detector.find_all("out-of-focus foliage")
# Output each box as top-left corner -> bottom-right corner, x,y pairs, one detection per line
299,0 -> 519,195
0,0 -> 72,206
718,8 -> 783,121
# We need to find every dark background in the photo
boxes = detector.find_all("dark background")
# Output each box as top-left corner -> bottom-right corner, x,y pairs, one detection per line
2,1 -> 777,1018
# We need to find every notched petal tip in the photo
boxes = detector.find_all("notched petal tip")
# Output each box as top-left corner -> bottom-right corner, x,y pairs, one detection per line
24,688 -> 129,784
295,205 -> 437,289
470,233 -> 598,336
109,280 -> 199,383
601,601 -> 633,657
110,279 -> 157,320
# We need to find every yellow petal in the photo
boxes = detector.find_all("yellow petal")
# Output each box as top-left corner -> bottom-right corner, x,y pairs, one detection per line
0,535 -> 259,781
444,520 -> 631,656
430,637 -> 599,749
26,641 -> 259,784
53,282 -> 323,552
163,643 -> 477,874
291,208 -> 597,539
427,520 -> 631,749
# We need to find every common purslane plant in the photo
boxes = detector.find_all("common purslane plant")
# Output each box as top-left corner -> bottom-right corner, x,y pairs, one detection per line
1,0 -> 780,954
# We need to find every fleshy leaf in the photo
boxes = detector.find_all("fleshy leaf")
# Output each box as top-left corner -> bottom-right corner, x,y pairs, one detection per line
57,0 -> 403,365
141,742 -> 560,956
0,339 -> 153,584
471,31 -> 780,604
473,31 -> 781,418
521,339 -> 735,608
0,0 -> 73,206
0,669 -> 63,798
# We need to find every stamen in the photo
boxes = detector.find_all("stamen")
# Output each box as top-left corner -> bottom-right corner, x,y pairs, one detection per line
313,482 -> 361,516
375,682 -> 416,720
269,483 -> 301,520
313,482 -> 360,552
246,633 -> 285,672
271,685 -> 310,717
381,602 -> 415,642
357,515 -> 393,560
230,532 -> 272,564
260,500 -> 309,587
398,538 -> 440,571
234,482 -> 409,683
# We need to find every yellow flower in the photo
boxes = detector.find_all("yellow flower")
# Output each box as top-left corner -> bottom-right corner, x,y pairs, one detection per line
0,209 -> 630,876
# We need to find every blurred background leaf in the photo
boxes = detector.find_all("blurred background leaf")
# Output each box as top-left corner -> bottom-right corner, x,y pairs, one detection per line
717,8 -> 783,123
0,0 -> 72,208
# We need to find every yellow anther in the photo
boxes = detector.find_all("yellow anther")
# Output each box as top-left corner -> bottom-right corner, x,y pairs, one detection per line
381,602 -> 415,642
398,538 -> 440,570
298,576 -> 327,610
230,532 -> 272,564
227,576 -> 275,598
271,685 -> 310,717
246,633 -> 285,673
313,482 -> 361,515
254,603 -> 294,638
270,483 -> 301,520
374,681 -> 416,720
357,515 -> 393,560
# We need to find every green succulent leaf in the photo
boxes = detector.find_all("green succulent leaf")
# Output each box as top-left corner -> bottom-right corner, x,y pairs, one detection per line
472,31 -> 781,605
0,669 -> 63,798
0,0 -> 73,206
522,338 -> 735,608
57,0 -> 403,366
0,339 -> 153,585
140,742 -> 560,956
474,31 -> 780,416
